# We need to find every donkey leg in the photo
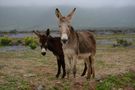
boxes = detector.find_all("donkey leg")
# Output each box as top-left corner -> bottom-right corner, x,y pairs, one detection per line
81,62 -> 87,76
91,56 -> 95,78
72,57 -> 77,78
56,58 -> 61,78
61,56 -> 66,78
65,56 -> 71,78
86,58 -> 92,79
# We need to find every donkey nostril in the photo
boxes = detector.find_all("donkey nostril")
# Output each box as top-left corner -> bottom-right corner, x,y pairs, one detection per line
62,39 -> 68,44
41,52 -> 46,56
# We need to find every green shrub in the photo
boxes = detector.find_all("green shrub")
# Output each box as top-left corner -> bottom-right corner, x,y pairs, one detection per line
24,37 -> 32,45
24,37 -> 37,49
16,39 -> 22,45
29,42 -> 37,50
24,37 -> 36,45
113,39 -> 132,47
0,37 -> 12,46
118,39 -> 132,47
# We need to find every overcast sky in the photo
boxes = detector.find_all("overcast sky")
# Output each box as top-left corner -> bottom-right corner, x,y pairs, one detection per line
0,0 -> 135,8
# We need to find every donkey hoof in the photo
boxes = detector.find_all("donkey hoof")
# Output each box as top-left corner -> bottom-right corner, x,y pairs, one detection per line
56,74 -> 59,78
86,77 -> 91,80
61,75 -> 65,79
62,75 -> 66,79
81,73 -> 85,76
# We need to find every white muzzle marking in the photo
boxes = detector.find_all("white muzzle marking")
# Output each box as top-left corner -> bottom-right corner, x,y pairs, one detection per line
41,48 -> 46,53
61,33 -> 68,40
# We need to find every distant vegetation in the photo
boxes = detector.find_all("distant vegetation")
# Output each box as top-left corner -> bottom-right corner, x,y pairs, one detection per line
29,42 -> 37,50
9,29 -> 17,34
0,36 -> 38,50
113,39 -> 132,47
0,37 -> 12,46
24,37 -> 38,50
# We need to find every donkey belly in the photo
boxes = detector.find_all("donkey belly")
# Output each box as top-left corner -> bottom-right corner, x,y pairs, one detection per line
77,32 -> 95,54
77,53 -> 91,59
63,48 -> 76,57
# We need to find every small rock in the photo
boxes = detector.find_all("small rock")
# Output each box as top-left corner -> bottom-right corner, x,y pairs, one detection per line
37,85 -> 45,90
55,81 -> 63,87
24,73 -> 36,77
118,88 -> 123,90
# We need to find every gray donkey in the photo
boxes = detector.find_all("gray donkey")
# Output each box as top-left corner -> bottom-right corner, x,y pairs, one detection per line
55,8 -> 96,79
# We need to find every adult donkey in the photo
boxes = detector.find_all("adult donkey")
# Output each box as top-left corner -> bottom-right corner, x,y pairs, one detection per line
55,8 -> 96,79
33,29 -> 66,78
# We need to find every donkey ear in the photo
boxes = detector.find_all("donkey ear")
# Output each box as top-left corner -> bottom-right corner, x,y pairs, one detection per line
55,8 -> 63,19
67,8 -> 76,20
33,30 -> 40,37
46,28 -> 50,36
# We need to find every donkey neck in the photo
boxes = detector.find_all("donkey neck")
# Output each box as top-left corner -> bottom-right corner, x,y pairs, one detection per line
63,26 -> 78,48
47,36 -> 56,51
62,26 -> 79,55
47,36 -> 63,56
68,26 -> 78,43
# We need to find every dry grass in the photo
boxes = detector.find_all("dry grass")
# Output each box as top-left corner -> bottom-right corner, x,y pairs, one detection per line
0,33 -> 135,90
0,46 -> 135,90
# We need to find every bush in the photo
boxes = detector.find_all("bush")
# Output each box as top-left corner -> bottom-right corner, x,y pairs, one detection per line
24,37 -> 35,45
29,42 -> 37,50
113,39 -> 132,47
0,37 -> 12,46
16,39 -> 22,45
117,39 -> 132,47
24,37 -> 37,49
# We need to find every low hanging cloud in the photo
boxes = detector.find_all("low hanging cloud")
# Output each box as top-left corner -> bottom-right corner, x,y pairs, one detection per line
0,0 -> 135,8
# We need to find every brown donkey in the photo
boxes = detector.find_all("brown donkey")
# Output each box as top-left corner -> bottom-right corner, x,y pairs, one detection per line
33,29 -> 66,78
55,8 -> 96,79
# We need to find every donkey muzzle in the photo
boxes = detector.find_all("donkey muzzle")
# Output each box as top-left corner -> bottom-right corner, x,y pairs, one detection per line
61,33 -> 68,44
41,48 -> 46,56
62,39 -> 68,44
41,52 -> 46,56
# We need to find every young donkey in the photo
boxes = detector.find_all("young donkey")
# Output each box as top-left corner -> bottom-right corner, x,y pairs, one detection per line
33,29 -> 66,78
55,8 -> 96,79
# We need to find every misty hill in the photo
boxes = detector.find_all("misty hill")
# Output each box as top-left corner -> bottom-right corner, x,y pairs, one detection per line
0,6 -> 135,31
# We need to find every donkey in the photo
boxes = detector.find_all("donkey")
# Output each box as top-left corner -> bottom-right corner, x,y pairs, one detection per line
33,29 -> 87,78
55,8 -> 96,79
33,29 -> 66,78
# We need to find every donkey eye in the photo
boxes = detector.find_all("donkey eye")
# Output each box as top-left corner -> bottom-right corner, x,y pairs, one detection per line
59,25 -> 61,27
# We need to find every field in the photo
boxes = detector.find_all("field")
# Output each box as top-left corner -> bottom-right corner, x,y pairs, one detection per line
0,33 -> 135,90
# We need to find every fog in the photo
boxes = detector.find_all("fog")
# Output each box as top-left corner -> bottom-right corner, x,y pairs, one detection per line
0,0 -> 135,31
0,0 -> 135,8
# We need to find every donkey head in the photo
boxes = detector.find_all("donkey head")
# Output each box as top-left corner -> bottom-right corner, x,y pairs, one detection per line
55,8 -> 76,44
33,29 -> 50,56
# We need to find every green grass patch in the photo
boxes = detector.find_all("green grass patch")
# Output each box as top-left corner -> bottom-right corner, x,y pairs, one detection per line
0,75 -> 29,90
96,34 -> 135,40
96,71 -> 135,90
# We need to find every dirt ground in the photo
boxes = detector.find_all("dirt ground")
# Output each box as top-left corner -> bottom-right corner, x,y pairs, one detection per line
0,46 -> 135,90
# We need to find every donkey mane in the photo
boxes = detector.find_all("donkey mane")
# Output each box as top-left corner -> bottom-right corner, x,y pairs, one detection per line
68,25 -> 96,55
